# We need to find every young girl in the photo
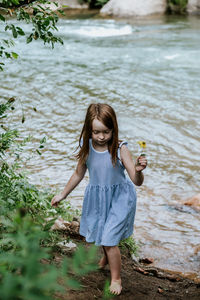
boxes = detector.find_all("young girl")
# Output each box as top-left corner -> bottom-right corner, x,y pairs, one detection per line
51,103 -> 147,295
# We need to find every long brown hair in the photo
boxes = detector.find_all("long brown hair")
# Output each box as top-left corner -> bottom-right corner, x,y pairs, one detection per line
76,103 -> 119,165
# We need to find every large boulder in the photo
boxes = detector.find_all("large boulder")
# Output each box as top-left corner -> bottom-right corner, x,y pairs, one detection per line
187,0 -> 200,14
100,0 -> 167,17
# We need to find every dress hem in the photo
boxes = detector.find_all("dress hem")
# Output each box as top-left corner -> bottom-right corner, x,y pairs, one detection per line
79,231 -> 134,247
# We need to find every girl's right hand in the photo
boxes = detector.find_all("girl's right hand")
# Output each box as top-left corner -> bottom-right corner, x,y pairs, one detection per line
51,194 -> 64,207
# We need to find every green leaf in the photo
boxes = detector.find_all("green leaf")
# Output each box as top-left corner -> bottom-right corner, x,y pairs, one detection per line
0,14 -> 5,22
11,52 -> 18,59
27,35 -> 33,44
11,0 -> 20,5
8,97 -> 15,103
57,10 -> 65,16
11,25 -> 18,38
16,27 -> 25,36
40,137 -> 46,144
36,149 -> 42,155
5,52 -> 11,58
22,114 -> 25,123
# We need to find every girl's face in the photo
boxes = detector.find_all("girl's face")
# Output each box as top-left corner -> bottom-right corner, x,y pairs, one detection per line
92,118 -> 113,146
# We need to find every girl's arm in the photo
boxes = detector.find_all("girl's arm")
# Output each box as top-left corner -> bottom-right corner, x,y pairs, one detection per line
120,145 -> 147,186
51,161 -> 87,207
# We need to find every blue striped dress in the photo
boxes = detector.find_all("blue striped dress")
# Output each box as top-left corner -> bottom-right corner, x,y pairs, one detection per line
79,139 -> 137,246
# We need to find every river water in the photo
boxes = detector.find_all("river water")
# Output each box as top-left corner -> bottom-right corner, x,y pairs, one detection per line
1,14 -> 200,281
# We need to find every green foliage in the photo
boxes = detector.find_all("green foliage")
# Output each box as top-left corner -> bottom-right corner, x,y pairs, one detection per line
0,99 -> 98,298
0,210 -> 98,299
0,99 -> 53,217
119,236 -> 139,257
0,99 -> 79,221
102,280 -> 114,300
167,0 -> 188,14
95,0 -> 109,6
0,0 -> 64,70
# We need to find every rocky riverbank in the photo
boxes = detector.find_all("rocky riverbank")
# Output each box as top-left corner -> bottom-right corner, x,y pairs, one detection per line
48,217 -> 200,299
50,225 -> 200,299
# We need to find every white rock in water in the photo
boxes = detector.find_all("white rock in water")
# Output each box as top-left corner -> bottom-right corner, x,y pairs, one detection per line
100,0 -> 167,17
187,0 -> 200,14
57,240 -> 77,252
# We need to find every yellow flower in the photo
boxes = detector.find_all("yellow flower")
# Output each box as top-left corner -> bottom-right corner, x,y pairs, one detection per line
137,141 -> 146,150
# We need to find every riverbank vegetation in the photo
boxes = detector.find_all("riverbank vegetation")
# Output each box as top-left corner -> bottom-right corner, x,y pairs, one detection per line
0,99 -> 100,298
167,0 -> 188,14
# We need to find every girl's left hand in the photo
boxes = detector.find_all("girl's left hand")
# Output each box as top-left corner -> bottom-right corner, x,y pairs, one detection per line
135,155 -> 147,172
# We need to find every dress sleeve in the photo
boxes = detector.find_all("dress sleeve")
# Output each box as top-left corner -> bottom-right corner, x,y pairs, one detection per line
117,141 -> 128,166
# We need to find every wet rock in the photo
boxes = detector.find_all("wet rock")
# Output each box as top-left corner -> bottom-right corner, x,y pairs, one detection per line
139,257 -> 154,264
135,267 -> 149,275
73,216 -> 81,222
51,216 -> 70,230
194,245 -> 200,255
100,0 -> 167,17
70,221 -> 80,232
56,240 -> 77,253
187,0 -> 200,14
182,193 -> 200,211
158,287 -> 164,294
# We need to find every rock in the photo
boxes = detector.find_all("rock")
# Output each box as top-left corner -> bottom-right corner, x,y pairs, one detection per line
70,220 -> 80,227
51,216 -> 70,231
182,193 -> 200,211
63,220 -> 71,227
100,0 -> 167,17
139,257 -> 154,264
51,217 -> 67,230
69,221 -> 80,233
57,240 -> 77,252
135,267 -> 149,275
194,245 -> 200,255
158,287 -> 164,294
187,0 -> 200,14
73,216 -> 80,222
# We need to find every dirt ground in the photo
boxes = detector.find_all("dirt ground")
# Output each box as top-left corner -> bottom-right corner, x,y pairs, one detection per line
52,234 -> 200,300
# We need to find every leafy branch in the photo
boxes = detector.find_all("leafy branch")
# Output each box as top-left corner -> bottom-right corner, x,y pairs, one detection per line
0,0 -> 64,70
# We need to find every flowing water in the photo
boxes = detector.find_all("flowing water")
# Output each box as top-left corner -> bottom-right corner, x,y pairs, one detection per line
1,14 -> 200,281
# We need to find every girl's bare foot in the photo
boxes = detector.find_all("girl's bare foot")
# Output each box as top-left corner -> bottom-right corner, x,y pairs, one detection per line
98,255 -> 108,269
109,279 -> 122,295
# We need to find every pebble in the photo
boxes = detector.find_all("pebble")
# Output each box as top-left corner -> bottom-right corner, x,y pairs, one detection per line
57,240 -> 77,252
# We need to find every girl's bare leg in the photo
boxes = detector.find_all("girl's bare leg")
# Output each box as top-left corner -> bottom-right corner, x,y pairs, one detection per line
98,246 -> 108,268
104,246 -> 122,295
